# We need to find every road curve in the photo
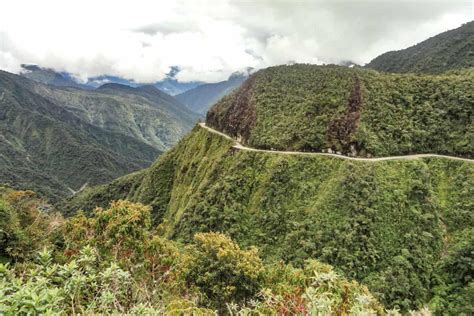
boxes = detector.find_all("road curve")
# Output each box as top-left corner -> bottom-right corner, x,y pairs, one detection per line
199,123 -> 474,163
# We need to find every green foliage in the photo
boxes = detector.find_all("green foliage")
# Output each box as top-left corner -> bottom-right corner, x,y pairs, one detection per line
1,198 -> 393,315
207,64 -> 473,157
229,260 -> 385,315
429,228 -> 474,314
366,21 -> 473,74
0,187 -> 62,262
70,127 -> 474,313
185,232 -> 264,311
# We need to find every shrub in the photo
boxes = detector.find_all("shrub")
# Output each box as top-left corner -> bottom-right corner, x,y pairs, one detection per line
185,232 -> 264,310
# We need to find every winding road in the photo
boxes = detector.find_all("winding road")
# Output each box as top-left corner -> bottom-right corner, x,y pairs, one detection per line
199,123 -> 474,163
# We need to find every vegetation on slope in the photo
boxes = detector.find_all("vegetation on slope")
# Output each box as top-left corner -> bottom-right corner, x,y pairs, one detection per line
35,82 -> 199,152
1,191 -> 391,315
69,127 -> 474,313
207,65 -> 473,158
0,70 -> 199,201
366,21 -> 474,74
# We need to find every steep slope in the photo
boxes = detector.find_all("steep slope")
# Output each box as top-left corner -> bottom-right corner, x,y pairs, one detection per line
1,187 -> 387,314
176,72 -> 247,115
365,21 -> 474,74
0,70 -> 161,201
66,50 -> 473,313
207,65 -> 473,158
30,82 -> 199,152
68,126 -> 474,312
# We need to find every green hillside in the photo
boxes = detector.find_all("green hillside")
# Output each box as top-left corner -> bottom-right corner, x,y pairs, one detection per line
69,126 -> 474,313
365,21 -> 474,74
207,65 -> 473,158
1,187 -> 389,315
0,70 -> 200,201
34,82 -> 199,152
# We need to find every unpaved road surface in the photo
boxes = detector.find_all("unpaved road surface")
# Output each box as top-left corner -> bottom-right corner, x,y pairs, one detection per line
199,123 -> 474,163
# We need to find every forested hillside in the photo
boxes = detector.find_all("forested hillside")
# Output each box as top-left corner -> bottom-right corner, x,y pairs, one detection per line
1,186 -> 391,314
207,65 -> 473,158
34,82 -> 199,151
0,70 -> 197,201
69,126 -> 474,313
366,21 -> 474,74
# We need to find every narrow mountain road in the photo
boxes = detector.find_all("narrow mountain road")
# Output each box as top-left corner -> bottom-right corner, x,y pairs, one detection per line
68,182 -> 89,196
199,123 -> 474,163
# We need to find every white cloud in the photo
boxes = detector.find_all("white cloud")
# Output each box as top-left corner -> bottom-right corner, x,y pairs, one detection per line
0,0 -> 471,83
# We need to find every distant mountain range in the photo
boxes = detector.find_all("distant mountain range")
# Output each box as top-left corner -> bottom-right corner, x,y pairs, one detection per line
154,79 -> 203,96
0,70 -> 199,201
21,64 -> 91,89
20,64 -> 250,116
366,21 -> 474,73
20,64 -> 203,96
176,71 -> 249,115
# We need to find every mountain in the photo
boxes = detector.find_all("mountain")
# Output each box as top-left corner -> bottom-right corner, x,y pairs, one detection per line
20,65 -> 142,89
20,65 -> 203,95
0,70 -> 198,201
176,72 -> 248,115
85,75 -> 139,88
154,78 -> 203,96
20,64 -> 90,89
365,21 -> 474,73
82,76 -> 202,95
68,125 -> 473,313
68,64 -> 473,313
33,82 -> 199,152
208,65 -> 473,158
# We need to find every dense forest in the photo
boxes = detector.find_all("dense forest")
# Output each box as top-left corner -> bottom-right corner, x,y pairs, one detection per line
207,65 -> 473,158
69,127 -> 474,313
1,187 -> 399,314
366,21 -> 473,74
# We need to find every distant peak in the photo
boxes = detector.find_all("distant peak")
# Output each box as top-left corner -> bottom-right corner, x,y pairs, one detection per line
97,83 -> 135,91
228,72 -> 247,81
137,84 -> 161,94
21,64 -> 42,72
228,67 -> 254,81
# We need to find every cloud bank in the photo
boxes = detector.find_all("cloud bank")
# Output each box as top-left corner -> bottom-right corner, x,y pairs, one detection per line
0,0 -> 471,83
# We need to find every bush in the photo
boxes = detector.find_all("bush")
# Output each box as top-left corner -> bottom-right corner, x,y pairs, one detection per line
185,232 -> 264,310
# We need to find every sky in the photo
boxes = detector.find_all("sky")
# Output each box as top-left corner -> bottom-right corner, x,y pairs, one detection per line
0,0 -> 472,83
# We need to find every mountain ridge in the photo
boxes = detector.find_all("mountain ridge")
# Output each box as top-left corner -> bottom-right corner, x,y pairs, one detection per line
176,71 -> 249,115
0,69 -> 199,200
365,21 -> 474,73
207,65 -> 473,158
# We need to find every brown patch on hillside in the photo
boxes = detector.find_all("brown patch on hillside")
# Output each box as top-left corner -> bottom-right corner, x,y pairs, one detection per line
327,77 -> 362,154
206,75 -> 257,142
